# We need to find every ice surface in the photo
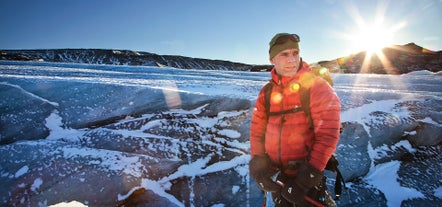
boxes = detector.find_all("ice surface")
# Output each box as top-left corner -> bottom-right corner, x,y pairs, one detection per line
1,60 -> 441,206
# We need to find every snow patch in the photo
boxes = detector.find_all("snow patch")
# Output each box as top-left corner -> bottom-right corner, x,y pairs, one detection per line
15,165 -> 29,178
62,147 -> 146,177
371,140 -> 415,160
48,201 -> 88,207
118,179 -> 184,207
232,185 -> 240,194
435,186 -> 442,199
218,129 -> 241,138
403,70 -> 438,76
31,178 -> 43,192
365,161 -> 425,206
340,99 -> 413,136
45,110 -> 86,141
420,117 -> 442,126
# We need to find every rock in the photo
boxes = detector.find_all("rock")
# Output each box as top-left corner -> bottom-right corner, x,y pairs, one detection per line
407,122 -> 442,146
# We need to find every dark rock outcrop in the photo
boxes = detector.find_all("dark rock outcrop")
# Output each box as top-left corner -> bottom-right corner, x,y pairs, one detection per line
331,43 -> 441,74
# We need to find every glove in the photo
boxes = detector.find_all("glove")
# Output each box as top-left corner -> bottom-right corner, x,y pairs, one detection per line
281,163 -> 324,205
249,155 -> 281,193
281,182 -> 307,206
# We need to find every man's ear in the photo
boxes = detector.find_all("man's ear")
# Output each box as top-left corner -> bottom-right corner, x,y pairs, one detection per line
269,58 -> 274,65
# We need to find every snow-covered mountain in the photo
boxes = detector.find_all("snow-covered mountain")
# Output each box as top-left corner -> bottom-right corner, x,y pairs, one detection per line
1,60 -> 441,207
0,49 -> 258,71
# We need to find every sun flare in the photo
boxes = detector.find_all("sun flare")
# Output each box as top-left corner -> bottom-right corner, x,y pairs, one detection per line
337,0 -> 409,74
349,24 -> 395,56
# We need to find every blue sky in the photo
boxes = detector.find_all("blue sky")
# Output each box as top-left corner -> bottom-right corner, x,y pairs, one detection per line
1,0 -> 441,65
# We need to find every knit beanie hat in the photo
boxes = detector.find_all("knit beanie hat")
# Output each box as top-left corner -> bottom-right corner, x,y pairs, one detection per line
269,33 -> 300,59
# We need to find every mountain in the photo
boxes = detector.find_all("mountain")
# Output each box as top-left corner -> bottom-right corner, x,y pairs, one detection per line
0,49 -> 264,71
321,43 -> 441,74
0,43 -> 441,74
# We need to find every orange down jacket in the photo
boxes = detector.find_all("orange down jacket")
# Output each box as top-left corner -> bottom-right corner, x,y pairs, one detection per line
250,61 -> 341,172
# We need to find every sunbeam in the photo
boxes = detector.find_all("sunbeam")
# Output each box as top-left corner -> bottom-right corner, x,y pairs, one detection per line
332,0 -> 413,119
335,0 -> 408,74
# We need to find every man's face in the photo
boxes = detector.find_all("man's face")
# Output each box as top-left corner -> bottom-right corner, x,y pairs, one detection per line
270,48 -> 300,77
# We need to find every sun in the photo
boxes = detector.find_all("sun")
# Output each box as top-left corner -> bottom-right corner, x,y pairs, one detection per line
349,24 -> 395,56
336,1 -> 409,74
343,20 -> 406,73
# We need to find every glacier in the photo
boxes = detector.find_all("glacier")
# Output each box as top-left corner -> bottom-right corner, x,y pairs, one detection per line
0,60 -> 441,207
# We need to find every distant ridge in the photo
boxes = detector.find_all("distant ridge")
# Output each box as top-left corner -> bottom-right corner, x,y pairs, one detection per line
1,43 -> 441,74
0,49 -> 261,71
318,43 -> 441,74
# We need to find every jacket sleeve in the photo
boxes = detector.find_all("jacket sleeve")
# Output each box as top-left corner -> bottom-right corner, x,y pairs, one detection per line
308,78 -> 341,171
249,87 -> 269,157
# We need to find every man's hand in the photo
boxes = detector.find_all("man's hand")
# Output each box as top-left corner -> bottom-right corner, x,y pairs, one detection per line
280,182 -> 307,206
281,163 -> 324,205
249,156 -> 281,192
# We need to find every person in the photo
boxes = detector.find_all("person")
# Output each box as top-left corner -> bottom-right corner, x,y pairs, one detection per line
249,33 -> 341,207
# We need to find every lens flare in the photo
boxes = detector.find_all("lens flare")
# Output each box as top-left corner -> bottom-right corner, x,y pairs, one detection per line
289,83 -> 300,93
162,83 -> 182,109
270,92 -> 282,105
384,114 -> 401,127
319,67 -> 328,75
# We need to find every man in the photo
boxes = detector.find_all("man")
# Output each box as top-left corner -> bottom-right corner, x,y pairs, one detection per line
249,33 -> 341,206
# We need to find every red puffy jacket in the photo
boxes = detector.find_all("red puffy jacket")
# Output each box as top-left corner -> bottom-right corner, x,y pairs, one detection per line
250,61 -> 341,172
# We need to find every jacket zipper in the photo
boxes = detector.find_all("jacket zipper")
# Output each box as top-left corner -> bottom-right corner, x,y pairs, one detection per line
277,80 -> 285,167
278,115 -> 285,167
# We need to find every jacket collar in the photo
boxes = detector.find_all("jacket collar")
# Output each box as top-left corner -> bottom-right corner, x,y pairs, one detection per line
270,61 -> 311,86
